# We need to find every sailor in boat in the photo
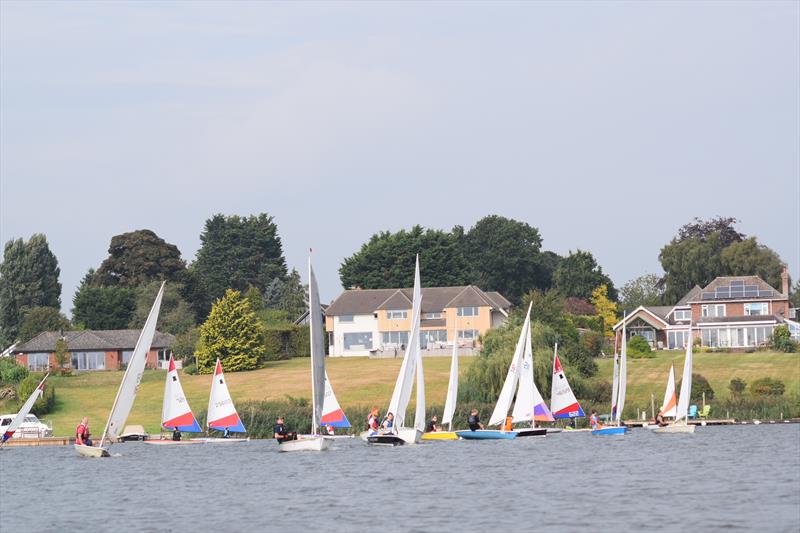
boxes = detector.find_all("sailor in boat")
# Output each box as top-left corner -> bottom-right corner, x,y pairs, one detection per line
380,413 -> 395,434
273,417 -> 296,443
325,425 -> 335,436
426,414 -> 441,433
172,427 -> 182,441
468,409 -> 484,431
222,427 -> 230,439
654,410 -> 668,427
589,409 -> 601,430
366,407 -> 380,433
75,417 -> 92,446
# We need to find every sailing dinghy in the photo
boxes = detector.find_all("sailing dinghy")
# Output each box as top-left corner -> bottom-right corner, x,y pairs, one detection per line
320,372 -> 353,439
422,325 -> 459,441
279,256 -> 334,452
654,329 -> 696,434
550,342 -> 584,432
1,373 -> 49,447
144,355 -> 203,445
75,283 -> 165,457
195,358 -> 248,443
370,256 -> 425,446
593,312 -> 628,436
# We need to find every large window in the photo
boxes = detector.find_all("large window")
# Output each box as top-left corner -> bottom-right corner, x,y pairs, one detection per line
423,312 -> 442,319
338,315 -> 354,323
701,326 -> 774,347
458,329 -> 479,340
381,331 -> 409,347
673,309 -> 691,321
701,304 -> 726,318
121,350 -> 134,365
71,351 -> 106,370
667,331 -> 689,349
744,303 -> 768,316
386,310 -> 408,320
457,307 -> 478,317
343,332 -> 373,351
421,330 -> 447,348
27,353 -> 49,371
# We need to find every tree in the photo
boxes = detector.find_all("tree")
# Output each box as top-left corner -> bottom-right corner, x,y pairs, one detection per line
770,325 -> 796,353
728,377 -> 747,399
129,281 -> 195,334
196,289 -> 264,373
18,307 -> 71,343
171,327 -> 200,361
193,214 -> 287,309
719,237 -> 784,290
72,285 -> 136,330
276,269 -> 307,320
0,234 -> 62,347
678,373 -> 715,402
552,250 -> 617,301
590,284 -> 618,341
54,337 -> 70,369
677,216 -> 744,246
339,225 -> 471,289
463,215 -> 546,303
659,232 -> 727,303
791,282 -> 800,308
619,274 -> 664,311
244,286 -> 264,313
92,229 -> 186,287
16,374 -> 55,415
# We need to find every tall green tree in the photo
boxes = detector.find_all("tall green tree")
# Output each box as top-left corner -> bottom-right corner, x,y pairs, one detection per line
276,269 -> 307,319
463,215 -> 548,303
659,231 -> 726,303
92,229 -> 186,287
619,274 -> 664,311
719,237 -> 784,290
339,225 -> 471,289
0,234 -> 62,346
552,250 -> 617,301
18,307 -> 71,343
196,289 -> 264,373
72,284 -> 136,330
193,214 -> 287,310
129,281 -> 195,334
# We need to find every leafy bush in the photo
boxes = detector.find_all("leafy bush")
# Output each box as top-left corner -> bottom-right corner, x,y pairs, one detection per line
749,377 -> 785,397
575,379 -> 612,405
678,372 -> 714,402
196,289 -> 264,373
0,359 -> 28,385
728,377 -> 747,398
770,325 -> 797,353
627,335 -> 654,358
16,374 -> 55,415
182,362 -> 198,375
721,395 -> 799,420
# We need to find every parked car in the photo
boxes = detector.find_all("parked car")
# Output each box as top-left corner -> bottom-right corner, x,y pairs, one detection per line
0,413 -> 53,439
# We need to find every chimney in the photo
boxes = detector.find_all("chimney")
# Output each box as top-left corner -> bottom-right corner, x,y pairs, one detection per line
781,265 -> 789,297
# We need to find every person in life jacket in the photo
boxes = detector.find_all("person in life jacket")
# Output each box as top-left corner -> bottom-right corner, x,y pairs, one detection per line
325,425 -> 334,436
655,410 -> 668,427
426,414 -> 440,433
380,413 -> 395,433
589,409 -> 601,429
468,409 -> 484,431
75,417 -> 92,446
367,407 -> 380,432
172,427 -> 182,441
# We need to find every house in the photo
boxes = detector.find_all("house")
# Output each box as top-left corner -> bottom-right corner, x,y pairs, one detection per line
324,285 -> 512,357
12,329 -> 175,371
613,266 -> 798,350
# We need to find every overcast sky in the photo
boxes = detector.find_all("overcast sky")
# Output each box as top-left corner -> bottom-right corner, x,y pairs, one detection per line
1,1 -> 798,313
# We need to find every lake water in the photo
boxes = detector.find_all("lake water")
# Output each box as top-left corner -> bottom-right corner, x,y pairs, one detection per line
1,424 -> 799,532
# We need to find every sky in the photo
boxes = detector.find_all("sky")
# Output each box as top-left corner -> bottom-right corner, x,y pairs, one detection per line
1,1 -> 798,313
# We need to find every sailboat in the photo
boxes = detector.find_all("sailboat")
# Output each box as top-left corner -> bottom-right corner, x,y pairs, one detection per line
1,373 -> 49,447
279,256 -> 334,452
654,326 -> 696,434
422,324 -> 459,441
196,358 -> 248,443
645,362 -> 677,430
144,354 -> 203,445
369,255 -> 425,446
75,283 -> 165,457
457,304 -> 538,440
320,371 -> 352,438
550,343 -> 584,432
593,311 -> 628,436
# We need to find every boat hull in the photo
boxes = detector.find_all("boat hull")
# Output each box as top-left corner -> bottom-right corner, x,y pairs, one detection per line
653,424 -> 696,434
190,437 -> 249,444
396,428 -> 423,444
367,435 -> 405,446
278,436 -> 333,452
359,430 -> 374,442
142,439 -> 204,446
591,426 -> 628,435
545,428 -> 563,434
562,428 -> 593,433
455,430 -> 517,440
515,428 -> 547,437
421,431 -> 458,441
74,444 -> 110,457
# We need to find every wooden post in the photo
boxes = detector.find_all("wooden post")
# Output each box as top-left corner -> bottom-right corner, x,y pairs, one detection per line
651,393 -> 655,419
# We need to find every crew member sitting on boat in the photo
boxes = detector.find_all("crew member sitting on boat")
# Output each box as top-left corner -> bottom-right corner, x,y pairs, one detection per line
380,412 -> 395,433
326,424 -> 335,436
468,409 -> 484,431
367,407 -> 380,432
655,410 -> 668,427
589,409 -> 601,429
172,427 -> 182,441
222,427 -> 230,438
75,417 -> 92,446
274,417 -> 297,443
426,414 -> 440,433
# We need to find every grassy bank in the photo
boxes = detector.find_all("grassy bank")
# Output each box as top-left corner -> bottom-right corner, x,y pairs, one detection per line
2,351 -> 797,435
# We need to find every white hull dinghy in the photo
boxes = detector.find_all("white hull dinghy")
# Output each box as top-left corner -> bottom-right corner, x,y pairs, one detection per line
652,423 -> 695,434
396,427 -> 423,444
279,435 -> 333,452
74,444 -> 110,457
655,328 -> 697,435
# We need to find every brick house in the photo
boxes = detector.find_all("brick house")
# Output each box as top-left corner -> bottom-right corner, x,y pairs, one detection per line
12,329 -> 175,371
613,267 -> 798,350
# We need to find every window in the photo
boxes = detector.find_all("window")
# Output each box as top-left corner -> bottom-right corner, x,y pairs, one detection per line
673,309 -> 691,321
423,312 -> 442,319
386,310 -> 408,320
744,303 -> 768,316
701,326 -> 775,347
343,332 -> 372,351
701,328 -> 719,347
457,307 -> 478,317
27,353 -> 49,371
458,329 -> 479,340
420,330 -> 447,348
71,351 -> 106,370
667,331 -> 689,349
629,329 -> 655,342
701,304 -> 726,318
121,350 -> 134,365
338,315 -> 354,323
381,331 -> 409,346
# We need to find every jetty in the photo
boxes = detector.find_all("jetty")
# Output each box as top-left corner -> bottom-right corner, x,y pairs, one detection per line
2,437 -> 74,447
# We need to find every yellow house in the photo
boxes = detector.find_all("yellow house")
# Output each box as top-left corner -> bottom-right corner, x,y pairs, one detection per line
324,285 -> 511,357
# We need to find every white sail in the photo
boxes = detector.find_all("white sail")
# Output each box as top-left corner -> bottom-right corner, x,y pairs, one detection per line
550,343 -> 585,418
511,316 -> 535,424
414,344 -> 425,433
321,372 -> 350,428
489,303 -> 531,426
441,325 -> 459,429
2,373 -> 48,443
308,257 -> 326,434
675,330 -> 693,422
161,354 -> 201,432
660,363 -> 678,418
610,352 -> 620,420
615,317 -> 628,425
101,282 -> 165,445
387,255 -> 422,430
207,358 -> 245,432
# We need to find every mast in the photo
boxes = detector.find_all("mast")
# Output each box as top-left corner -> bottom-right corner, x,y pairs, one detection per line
308,254 -> 326,435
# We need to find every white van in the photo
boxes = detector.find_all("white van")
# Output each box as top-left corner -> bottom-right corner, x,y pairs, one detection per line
0,413 -> 53,439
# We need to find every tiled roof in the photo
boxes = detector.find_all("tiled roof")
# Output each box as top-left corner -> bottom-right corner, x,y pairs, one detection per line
647,306 -> 674,320
325,285 -> 511,316
375,290 -> 414,311
14,329 -> 175,353
692,276 -> 783,302
676,285 -> 702,306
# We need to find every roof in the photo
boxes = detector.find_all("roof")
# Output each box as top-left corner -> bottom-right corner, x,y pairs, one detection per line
693,276 -> 783,302
325,285 -> 512,316
697,315 -> 781,325
676,285 -> 702,306
14,329 -> 175,353
612,306 -> 669,331
646,306 -> 674,321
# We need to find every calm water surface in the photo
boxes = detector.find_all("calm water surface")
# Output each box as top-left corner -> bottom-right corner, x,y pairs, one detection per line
1,424 -> 799,532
